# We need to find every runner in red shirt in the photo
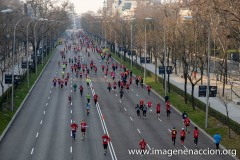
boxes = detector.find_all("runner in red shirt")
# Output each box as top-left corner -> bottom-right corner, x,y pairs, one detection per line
180,128 -> 186,145
129,77 -> 132,85
139,99 -> 144,110
171,127 -> 177,146
147,85 -> 151,95
139,139 -> 147,155
102,134 -> 110,155
166,100 -> 171,117
126,83 -> 130,92
80,120 -> 87,140
107,83 -> 111,92
193,127 -> 199,148
156,103 -> 161,119
93,94 -> 98,105
71,121 -> 78,140
147,101 -> 152,113
184,117 -> 190,133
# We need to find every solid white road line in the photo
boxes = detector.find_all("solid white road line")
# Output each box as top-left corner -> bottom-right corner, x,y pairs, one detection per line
137,129 -> 141,134
30,148 -> 34,155
130,117 -> 133,121
36,132 -> 39,138
40,120 -> 42,124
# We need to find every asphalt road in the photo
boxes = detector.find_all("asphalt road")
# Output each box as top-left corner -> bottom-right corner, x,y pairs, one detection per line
0,36 -> 236,160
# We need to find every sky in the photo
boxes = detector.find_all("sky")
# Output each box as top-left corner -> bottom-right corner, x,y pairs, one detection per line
70,0 -> 104,14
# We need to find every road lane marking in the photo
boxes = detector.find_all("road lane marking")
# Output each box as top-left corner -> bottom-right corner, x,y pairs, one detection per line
115,94 -> 117,96
124,108 -> 127,111
168,129 -> 171,132
137,129 -> 141,134
71,110 -> 72,114
183,145 -> 187,150
136,94 -> 138,97
30,148 -> 34,154
40,120 -> 42,124
147,144 -> 151,150
71,90 -> 72,92
50,90 -> 51,93
46,103 -> 48,106
71,119 -> 72,123
130,117 -> 133,121
131,89 -> 133,91
43,111 -> 45,114
158,118 -> 162,122
70,131 -> 72,137
70,146 -> 72,153
36,132 -> 39,138
71,102 -> 72,106
51,86 -> 53,88
48,96 -> 50,99
119,100 -> 122,103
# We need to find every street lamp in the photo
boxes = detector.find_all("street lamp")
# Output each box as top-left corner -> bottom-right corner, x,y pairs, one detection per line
144,17 -> 152,82
34,18 -> 48,75
26,19 -> 36,89
164,26 -> 167,97
130,18 -> 135,71
12,16 -> 32,111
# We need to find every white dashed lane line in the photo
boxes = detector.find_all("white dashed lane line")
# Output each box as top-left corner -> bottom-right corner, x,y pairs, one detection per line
124,108 -> 127,111
40,120 -> 42,124
137,129 -> 141,134
130,117 -> 133,121
70,146 -> 72,153
136,94 -> 138,97
36,132 -> 39,138
158,118 -> 162,122
71,110 -> 72,114
168,129 -> 171,132
43,111 -> 45,115
30,148 -> 34,155
46,103 -> 48,106
119,100 -> 122,103
48,96 -> 50,99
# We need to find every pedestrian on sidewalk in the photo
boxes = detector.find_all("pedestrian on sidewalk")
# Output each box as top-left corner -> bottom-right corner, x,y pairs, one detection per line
213,133 -> 222,149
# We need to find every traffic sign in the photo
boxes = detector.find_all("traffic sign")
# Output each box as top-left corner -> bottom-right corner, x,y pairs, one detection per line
4,75 -> 21,84
209,86 -> 217,97
166,66 -> 172,74
159,66 -> 165,74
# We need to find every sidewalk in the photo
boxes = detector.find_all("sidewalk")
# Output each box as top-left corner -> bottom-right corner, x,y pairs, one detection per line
123,53 -> 240,124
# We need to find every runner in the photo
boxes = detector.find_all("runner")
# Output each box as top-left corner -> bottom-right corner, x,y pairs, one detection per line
107,83 -> 111,92
147,101 -> 152,113
156,102 -> 161,119
180,128 -> 186,145
142,104 -> 147,119
171,127 -> 177,146
102,134 -> 110,155
135,104 -> 140,118
184,117 -> 190,133
93,94 -> 98,105
193,127 -> 199,148
147,85 -> 151,95
166,100 -> 171,117
79,85 -> 83,96
139,139 -> 147,155
80,120 -> 87,140
71,121 -> 78,141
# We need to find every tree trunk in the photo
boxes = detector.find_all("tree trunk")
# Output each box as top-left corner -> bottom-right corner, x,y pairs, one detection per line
191,84 -> 195,109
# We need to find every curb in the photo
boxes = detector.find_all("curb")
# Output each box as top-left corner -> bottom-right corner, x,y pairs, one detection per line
111,54 -> 239,160
0,47 -> 58,143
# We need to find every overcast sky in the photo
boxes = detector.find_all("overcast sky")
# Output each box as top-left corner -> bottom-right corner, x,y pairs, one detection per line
70,0 -> 103,14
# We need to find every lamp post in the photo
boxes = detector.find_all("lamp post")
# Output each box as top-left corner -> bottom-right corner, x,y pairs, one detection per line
205,25 -> 211,128
12,17 -> 32,111
144,17 -> 152,82
130,18 -> 135,71
164,26 -> 167,96
34,18 -> 48,75
26,19 -> 36,89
